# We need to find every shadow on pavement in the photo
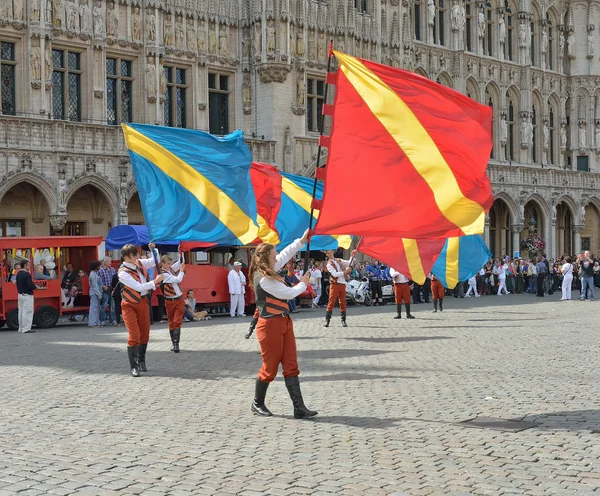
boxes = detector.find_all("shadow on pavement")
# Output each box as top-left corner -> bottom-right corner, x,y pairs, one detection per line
309,415 -> 406,429
522,410 -> 600,432
300,372 -> 418,382
345,336 -> 454,344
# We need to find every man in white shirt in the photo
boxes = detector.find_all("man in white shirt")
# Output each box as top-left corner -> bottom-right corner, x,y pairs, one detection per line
389,267 -> 415,319
495,261 -> 510,295
228,261 -> 246,317
324,249 -> 357,328
310,261 -> 322,308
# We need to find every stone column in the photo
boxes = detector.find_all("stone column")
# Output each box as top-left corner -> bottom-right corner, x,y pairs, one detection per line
511,224 -> 523,256
574,225 -> 583,255
484,213 -> 490,249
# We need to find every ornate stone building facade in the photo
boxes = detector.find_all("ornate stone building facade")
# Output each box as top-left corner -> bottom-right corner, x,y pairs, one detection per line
0,0 -> 599,257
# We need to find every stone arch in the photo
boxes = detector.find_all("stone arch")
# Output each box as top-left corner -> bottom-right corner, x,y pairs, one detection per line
466,78 -> 479,102
414,67 -> 428,78
64,176 -> 118,236
65,174 -> 119,212
582,198 -> 600,253
436,71 -> 453,88
530,1 -> 542,67
521,193 -> 549,252
554,194 -> 578,219
127,191 -> 145,225
489,196 -> 515,257
492,191 -> 518,223
0,172 -> 58,214
554,196 -> 577,256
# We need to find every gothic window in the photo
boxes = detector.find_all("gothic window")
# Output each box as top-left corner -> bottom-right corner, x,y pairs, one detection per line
484,0 -> 493,56
547,15 -> 554,70
307,77 -> 325,133
0,41 -> 16,116
208,72 -> 230,135
0,220 -> 24,237
465,0 -> 473,51
164,65 -> 187,128
549,106 -> 555,165
433,0 -> 447,46
355,0 -> 368,13
532,104 -> 537,162
508,97 -> 516,161
414,0 -> 422,41
505,7 -> 514,61
52,49 -> 82,121
106,57 -> 133,125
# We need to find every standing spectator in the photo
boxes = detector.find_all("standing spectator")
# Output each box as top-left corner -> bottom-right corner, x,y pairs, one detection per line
310,261 -> 322,308
228,261 -> 247,317
365,260 -> 383,305
16,260 -> 36,334
578,251 -> 595,301
98,257 -> 117,326
527,259 -> 537,294
284,262 -> 300,313
422,274 -> 431,303
535,257 -> 548,297
88,261 -> 103,328
561,257 -> 574,301
594,261 -> 600,288
111,271 -> 123,326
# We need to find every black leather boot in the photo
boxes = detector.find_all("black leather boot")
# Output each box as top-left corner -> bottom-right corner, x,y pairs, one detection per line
406,304 -> 415,319
172,328 -> 181,353
341,311 -> 347,327
245,317 -> 258,339
394,303 -> 401,319
284,376 -> 318,419
251,379 -> 273,417
127,346 -> 140,377
433,300 -> 438,313
324,311 -> 332,328
439,300 -> 443,312
169,329 -> 176,352
139,343 -> 148,372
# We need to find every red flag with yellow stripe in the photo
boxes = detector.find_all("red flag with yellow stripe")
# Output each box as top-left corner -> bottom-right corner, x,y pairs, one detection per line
313,51 -> 494,240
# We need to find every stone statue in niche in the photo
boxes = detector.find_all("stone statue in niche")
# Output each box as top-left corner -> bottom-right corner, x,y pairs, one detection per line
560,123 -> 567,149
527,117 -> 534,150
219,27 -> 228,56
30,41 -> 42,80
266,20 -> 275,55
92,3 -> 103,35
499,14 -> 505,43
427,0 -> 434,27
518,23 -> 527,45
52,0 -> 64,28
289,27 -> 295,57
145,57 -> 156,99
146,10 -> 156,41
558,31 -> 564,57
308,30 -> 316,59
66,0 -> 77,31
106,2 -> 117,37
520,116 -> 528,144
541,27 -> 548,54
579,123 -> 586,148
132,7 -> 141,41
79,0 -> 91,32
44,41 -> 52,79
477,7 -> 485,38
588,32 -> 594,57
296,30 -> 304,58
197,20 -> 206,52
208,23 -> 217,54
543,121 -> 549,149
567,30 -> 576,58
318,32 -> 326,61
186,20 -> 195,49
13,0 -> 24,20
58,178 -> 68,209
296,76 -> 305,106
500,115 -> 507,143
159,66 -> 166,96
254,21 -> 262,56
242,73 -> 251,109
164,14 -> 173,45
31,0 -> 41,22
175,16 -> 184,47
595,123 -> 600,149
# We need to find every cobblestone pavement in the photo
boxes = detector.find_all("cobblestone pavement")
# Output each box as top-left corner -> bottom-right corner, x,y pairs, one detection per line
1,294 -> 600,496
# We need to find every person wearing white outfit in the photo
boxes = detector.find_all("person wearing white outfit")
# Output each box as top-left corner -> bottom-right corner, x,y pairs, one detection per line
561,257 -> 574,300
228,261 -> 247,317
310,261 -> 322,308
465,274 -> 479,297
495,262 -> 510,295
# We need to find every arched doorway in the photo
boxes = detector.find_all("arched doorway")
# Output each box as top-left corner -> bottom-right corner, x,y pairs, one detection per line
555,201 -> 574,256
582,202 -> 600,255
489,199 -> 511,257
0,182 -> 50,236
59,185 -> 114,236
127,192 -> 145,225
520,200 -> 546,257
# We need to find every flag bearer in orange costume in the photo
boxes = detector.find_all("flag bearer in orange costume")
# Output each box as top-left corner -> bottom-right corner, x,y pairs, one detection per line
389,267 -> 415,320
118,243 -> 164,377
248,230 -> 317,419
160,254 -> 186,353
324,249 -> 357,328
430,273 -> 445,313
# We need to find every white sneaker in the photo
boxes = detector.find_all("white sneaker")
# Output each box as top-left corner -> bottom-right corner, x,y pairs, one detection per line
506,292 -> 511,295
465,294 -> 471,298
475,294 -> 480,297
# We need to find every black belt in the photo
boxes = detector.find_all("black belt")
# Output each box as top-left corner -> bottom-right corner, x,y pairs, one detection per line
19,293 -> 33,296
165,295 -> 182,301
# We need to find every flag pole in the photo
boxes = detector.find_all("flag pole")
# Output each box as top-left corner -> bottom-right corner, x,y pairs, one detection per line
303,41 -> 335,273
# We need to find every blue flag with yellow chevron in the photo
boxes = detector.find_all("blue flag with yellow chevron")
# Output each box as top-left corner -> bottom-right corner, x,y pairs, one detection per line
122,124 -> 258,245
278,172 -> 352,251
431,235 -> 491,289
